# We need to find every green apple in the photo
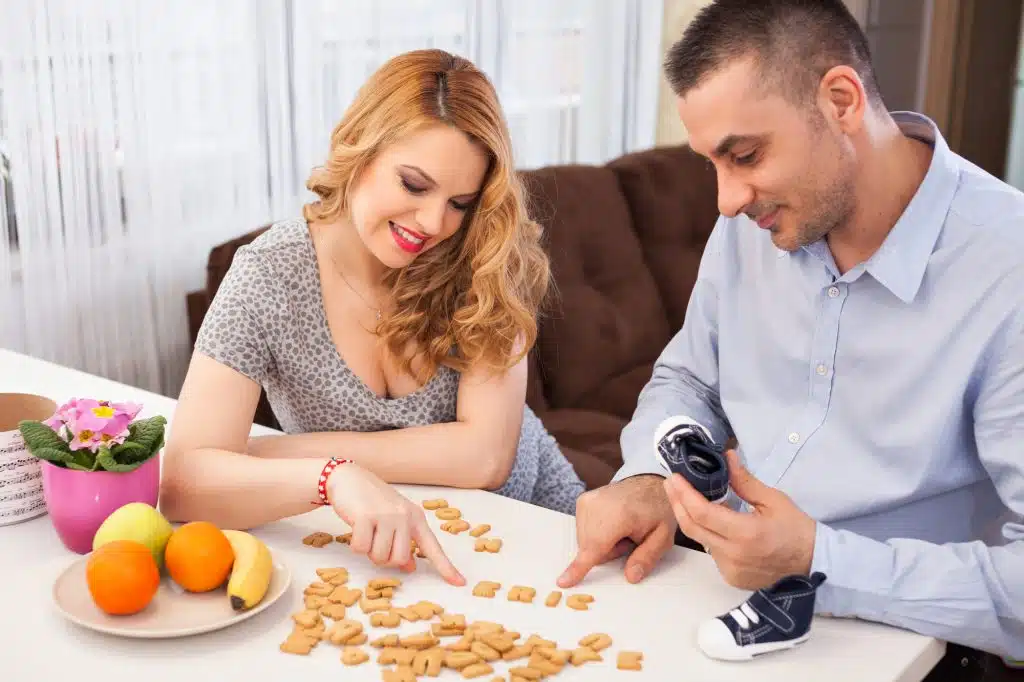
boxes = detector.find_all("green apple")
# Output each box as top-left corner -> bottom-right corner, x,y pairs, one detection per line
92,502 -> 174,570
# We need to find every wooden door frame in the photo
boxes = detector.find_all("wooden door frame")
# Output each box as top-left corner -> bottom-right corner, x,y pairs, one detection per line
922,0 -> 1023,180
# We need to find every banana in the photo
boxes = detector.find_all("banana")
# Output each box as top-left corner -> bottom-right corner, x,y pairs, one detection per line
222,529 -> 274,611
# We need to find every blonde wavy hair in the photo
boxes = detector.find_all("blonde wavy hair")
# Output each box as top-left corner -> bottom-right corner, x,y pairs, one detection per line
302,49 -> 551,383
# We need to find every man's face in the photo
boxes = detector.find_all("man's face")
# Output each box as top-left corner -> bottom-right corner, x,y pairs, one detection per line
677,57 -> 856,252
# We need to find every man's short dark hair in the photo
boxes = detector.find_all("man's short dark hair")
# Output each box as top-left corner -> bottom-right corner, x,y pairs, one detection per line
664,0 -> 882,108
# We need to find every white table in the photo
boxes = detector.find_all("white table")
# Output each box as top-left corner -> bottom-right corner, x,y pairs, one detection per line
0,348 -> 945,680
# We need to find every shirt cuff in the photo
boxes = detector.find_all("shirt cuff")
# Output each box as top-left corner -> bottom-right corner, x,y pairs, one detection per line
809,521 -> 893,621
610,458 -> 667,485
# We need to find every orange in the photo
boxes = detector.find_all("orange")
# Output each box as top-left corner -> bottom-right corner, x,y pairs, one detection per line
85,539 -> 161,616
164,521 -> 235,593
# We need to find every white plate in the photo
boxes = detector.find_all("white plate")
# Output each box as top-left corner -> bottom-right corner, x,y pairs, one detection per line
52,554 -> 291,639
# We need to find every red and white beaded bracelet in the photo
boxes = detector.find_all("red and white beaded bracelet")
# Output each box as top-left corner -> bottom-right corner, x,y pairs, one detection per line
315,457 -> 352,506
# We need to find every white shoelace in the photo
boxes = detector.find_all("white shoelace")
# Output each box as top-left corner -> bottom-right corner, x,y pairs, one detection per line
729,602 -> 761,630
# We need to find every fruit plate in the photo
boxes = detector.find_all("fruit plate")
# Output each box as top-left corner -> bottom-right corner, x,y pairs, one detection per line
51,556 -> 291,639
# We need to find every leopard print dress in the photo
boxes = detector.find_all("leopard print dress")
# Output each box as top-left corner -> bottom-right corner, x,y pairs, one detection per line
193,218 -> 584,515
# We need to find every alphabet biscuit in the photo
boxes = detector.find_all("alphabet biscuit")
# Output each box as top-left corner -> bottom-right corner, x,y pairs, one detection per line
328,585 -> 362,606
359,595 -> 392,613
422,498 -> 448,510
412,648 -> 446,677
444,651 -> 482,669
315,566 -> 349,584
617,651 -> 644,671
372,634 -> 400,648
507,586 -> 536,603
473,537 -> 502,553
291,608 -> 322,629
570,646 -> 603,666
341,646 -> 369,666
370,611 -> 402,628
469,524 -> 490,537
280,628 -> 320,655
302,531 -> 333,547
382,665 -> 416,682
319,602 -> 347,620
579,633 -> 612,651
460,662 -> 494,678
470,640 -> 501,662
378,647 -> 417,666
303,581 -> 333,597
435,507 -> 462,520
322,619 -> 363,645
566,593 -> 594,610
472,581 -> 501,598
441,519 -> 471,534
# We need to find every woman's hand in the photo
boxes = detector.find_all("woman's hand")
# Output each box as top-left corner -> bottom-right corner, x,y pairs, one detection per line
327,463 -> 466,586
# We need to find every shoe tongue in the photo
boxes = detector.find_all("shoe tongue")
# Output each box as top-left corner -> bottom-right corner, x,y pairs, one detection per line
688,453 -> 719,474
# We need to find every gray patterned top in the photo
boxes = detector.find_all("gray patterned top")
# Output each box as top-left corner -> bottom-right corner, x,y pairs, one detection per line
194,218 -> 584,515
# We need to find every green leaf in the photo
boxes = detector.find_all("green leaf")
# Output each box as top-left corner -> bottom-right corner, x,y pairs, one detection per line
97,445 -> 144,472
110,440 -> 150,464
18,420 -> 72,455
126,416 -> 167,458
27,446 -> 73,466
66,461 -> 94,472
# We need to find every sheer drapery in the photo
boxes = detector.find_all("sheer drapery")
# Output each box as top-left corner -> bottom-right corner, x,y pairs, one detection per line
0,0 -> 663,397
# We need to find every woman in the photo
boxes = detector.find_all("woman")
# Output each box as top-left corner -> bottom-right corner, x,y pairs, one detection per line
160,49 -> 585,585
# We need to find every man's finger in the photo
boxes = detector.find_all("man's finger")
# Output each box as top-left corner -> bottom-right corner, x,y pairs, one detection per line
664,477 -> 726,551
557,546 -> 609,589
604,538 -> 637,563
669,473 -> 749,540
623,522 -> 674,583
413,519 -> 465,587
725,448 -> 774,507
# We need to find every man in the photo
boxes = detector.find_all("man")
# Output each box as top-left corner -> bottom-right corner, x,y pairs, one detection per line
556,0 -> 1024,679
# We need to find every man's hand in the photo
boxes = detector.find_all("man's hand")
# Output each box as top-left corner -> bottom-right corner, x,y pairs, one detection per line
557,474 -> 678,588
664,449 -> 816,590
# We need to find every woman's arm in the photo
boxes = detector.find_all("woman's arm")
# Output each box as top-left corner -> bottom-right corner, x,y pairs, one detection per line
159,353 -> 334,529
245,348 -> 528,490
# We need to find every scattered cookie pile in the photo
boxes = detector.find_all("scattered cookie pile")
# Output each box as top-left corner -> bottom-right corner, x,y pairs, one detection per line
281,566 -> 644,678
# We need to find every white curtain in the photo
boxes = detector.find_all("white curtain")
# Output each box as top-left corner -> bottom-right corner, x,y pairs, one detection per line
0,0 -> 664,398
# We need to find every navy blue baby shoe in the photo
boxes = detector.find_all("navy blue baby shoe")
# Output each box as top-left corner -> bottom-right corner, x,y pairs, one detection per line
698,572 -> 828,661
654,416 -> 730,503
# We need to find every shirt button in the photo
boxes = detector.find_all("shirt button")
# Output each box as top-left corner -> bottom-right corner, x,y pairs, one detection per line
827,286 -> 840,298
816,363 -> 828,376
788,432 -> 800,444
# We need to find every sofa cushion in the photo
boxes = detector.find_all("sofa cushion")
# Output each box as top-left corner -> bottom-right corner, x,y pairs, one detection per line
521,165 -> 672,418
608,146 -> 719,330
539,408 -> 630,490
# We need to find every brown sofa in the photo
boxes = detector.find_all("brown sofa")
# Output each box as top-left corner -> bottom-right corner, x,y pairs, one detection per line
185,144 -> 720,490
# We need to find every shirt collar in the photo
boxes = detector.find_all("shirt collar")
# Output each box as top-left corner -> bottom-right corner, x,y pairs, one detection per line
801,112 -> 961,303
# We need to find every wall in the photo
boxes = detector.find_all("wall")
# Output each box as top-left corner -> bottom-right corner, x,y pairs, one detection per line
654,0 -> 712,146
1005,10 -> 1024,191
653,0 -> 930,146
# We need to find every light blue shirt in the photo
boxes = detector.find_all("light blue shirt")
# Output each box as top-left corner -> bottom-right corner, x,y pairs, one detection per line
615,112 -> 1024,658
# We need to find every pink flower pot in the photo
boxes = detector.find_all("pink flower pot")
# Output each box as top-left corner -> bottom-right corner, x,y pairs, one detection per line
40,455 -> 161,554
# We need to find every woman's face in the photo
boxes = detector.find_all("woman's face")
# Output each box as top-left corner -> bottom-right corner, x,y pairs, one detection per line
346,123 -> 490,270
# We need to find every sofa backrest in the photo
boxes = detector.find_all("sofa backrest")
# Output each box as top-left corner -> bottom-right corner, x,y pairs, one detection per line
519,144 -> 719,420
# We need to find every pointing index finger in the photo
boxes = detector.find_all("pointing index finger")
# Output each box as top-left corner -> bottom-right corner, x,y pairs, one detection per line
412,517 -> 466,586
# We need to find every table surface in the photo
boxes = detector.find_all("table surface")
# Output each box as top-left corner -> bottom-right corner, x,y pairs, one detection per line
0,348 -> 946,681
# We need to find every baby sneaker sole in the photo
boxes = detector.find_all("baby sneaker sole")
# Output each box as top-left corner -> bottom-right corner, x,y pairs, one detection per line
697,618 -> 811,661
